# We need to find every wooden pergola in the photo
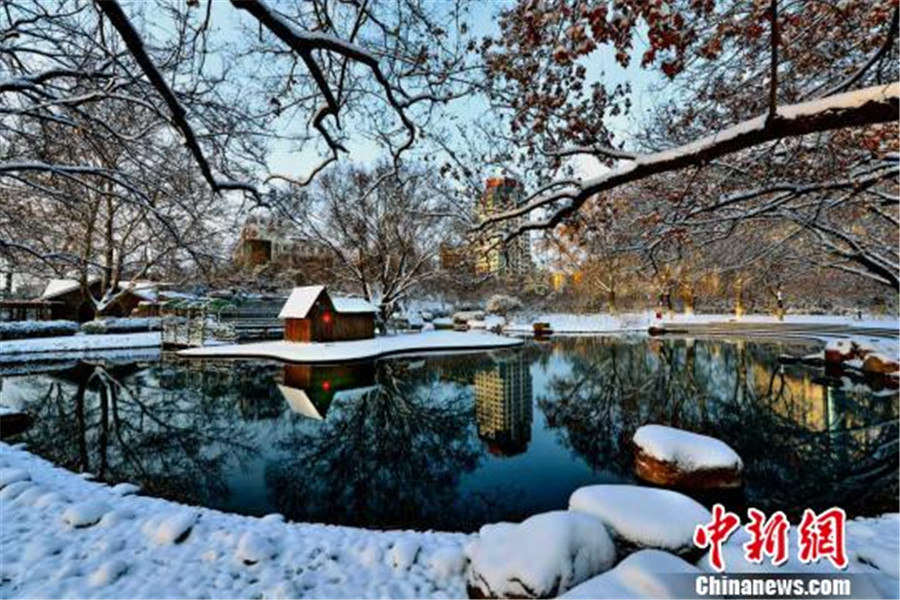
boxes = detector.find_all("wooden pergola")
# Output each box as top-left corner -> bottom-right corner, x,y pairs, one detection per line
0,299 -> 59,322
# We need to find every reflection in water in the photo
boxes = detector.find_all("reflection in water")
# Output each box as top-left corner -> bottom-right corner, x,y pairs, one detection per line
279,363 -> 377,420
475,353 -> 533,456
1,337 -> 896,531
538,337 -> 899,520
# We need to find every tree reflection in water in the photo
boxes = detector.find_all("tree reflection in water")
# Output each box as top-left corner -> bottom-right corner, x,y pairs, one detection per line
266,359 -> 483,530
537,337 -> 899,519
12,359 -> 267,508
3,337 -> 896,531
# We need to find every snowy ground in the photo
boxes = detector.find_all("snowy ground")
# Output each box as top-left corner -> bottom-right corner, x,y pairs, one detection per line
179,331 -> 522,363
0,444 -> 470,599
0,333 -> 161,361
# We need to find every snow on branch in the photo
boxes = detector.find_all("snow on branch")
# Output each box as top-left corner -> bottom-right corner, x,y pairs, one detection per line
95,0 -> 229,196
476,82 -> 900,239
231,0 -> 418,156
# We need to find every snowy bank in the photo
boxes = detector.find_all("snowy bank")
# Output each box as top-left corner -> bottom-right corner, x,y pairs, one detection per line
0,332 -> 161,361
179,331 -> 522,363
504,312 -> 899,335
0,443 -> 470,599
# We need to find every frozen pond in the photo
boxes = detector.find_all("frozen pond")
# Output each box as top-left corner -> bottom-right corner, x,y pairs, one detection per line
1,336 -> 897,532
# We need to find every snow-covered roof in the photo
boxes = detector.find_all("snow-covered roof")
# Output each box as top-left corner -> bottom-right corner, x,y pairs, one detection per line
332,296 -> 377,314
41,279 -> 84,299
42,278 -> 161,301
278,286 -> 376,319
278,285 -> 325,319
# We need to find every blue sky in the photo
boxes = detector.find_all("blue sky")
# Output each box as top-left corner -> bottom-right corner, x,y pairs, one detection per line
190,0 -> 666,181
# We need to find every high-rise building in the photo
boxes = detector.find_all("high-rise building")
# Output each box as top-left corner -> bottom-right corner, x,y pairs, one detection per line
474,353 -> 533,456
475,178 -> 532,277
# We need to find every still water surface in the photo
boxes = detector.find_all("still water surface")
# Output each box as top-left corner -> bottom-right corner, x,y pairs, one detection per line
2,336 -> 897,532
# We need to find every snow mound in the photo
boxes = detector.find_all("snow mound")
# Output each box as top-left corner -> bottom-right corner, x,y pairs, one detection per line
0,467 -> 30,488
466,510 -> 616,598
142,511 -> 197,545
561,550 -> 700,599
110,482 -> 140,496
569,485 -> 710,556
427,546 -> 465,578
633,424 -> 743,471
388,539 -> 420,570
237,531 -> 277,564
89,559 -> 128,587
62,500 -> 111,528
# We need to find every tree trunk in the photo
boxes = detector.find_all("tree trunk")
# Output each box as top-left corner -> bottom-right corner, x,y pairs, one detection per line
607,288 -> 617,314
682,283 -> 694,315
734,278 -> 745,318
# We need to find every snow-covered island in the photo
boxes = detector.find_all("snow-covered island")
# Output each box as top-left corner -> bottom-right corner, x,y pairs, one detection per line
178,330 -> 523,363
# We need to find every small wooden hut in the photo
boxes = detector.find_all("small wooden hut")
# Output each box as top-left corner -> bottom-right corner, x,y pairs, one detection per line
279,285 -> 376,343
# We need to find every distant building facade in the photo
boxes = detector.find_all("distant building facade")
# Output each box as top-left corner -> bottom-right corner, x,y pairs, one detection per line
474,353 -> 533,456
475,178 -> 532,277
234,216 -> 333,277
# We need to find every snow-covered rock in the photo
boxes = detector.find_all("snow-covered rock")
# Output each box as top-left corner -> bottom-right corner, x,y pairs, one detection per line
633,425 -> 743,489
569,485 -> 711,558
825,339 -> 854,364
561,550 -> 701,599
141,510 -> 197,545
862,353 -> 899,375
237,531 -> 277,564
465,511 -> 616,598
62,500 -> 111,528
453,310 -> 484,324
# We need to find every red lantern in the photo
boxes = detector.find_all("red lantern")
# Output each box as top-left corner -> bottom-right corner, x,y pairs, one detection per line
322,311 -> 332,324
322,380 -> 331,391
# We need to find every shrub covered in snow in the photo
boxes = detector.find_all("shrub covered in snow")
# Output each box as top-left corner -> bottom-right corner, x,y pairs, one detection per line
0,320 -> 79,340
465,511 -> 616,598
101,317 -> 162,333
80,320 -> 108,335
485,295 -> 522,316
569,485 -> 711,559
453,310 -> 484,324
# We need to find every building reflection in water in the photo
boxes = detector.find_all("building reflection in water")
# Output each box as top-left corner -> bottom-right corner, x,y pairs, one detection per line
474,353 -> 533,456
278,362 -> 377,420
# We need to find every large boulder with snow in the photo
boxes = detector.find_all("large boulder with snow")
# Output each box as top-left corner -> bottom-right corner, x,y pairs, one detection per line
485,294 -> 522,316
633,424 -> 743,490
569,485 -> 711,559
862,353 -> 899,375
560,550 -> 701,599
824,340 -> 854,365
465,511 -> 616,599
